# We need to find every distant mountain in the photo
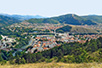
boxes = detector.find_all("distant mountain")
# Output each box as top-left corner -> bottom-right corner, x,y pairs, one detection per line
0,13 -> 100,26
81,15 -> 102,23
0,15 -> 20,26
0,14 -> 45,21
51,14 -> 97,25
56,25 -> 97,33
26,14 -> 97,25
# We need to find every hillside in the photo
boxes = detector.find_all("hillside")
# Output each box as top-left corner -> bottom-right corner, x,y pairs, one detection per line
56,25 -> 97,33
82,15 -> 102,23
0,15 -> 20,26
51,14 -> 97,25
71,26 -> 97,33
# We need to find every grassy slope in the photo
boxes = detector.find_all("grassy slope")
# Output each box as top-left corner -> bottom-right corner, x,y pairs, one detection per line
56,25 -> 98,33
0,62 -> 102,68
71,26 -> 98,33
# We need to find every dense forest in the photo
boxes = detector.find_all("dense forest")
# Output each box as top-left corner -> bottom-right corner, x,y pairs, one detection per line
0,15 -> 21,26
0,37 -> 102,64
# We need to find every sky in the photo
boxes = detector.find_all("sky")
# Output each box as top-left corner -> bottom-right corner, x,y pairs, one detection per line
0,0 -> 102,17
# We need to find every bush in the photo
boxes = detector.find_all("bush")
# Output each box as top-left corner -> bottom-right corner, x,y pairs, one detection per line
0,60 -> 7,65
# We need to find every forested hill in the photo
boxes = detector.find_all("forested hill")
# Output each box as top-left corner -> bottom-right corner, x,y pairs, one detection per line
0,15 -> 21,26
51,14 -> 97,25
26,14 -> 97,25
82,15 -> 102,23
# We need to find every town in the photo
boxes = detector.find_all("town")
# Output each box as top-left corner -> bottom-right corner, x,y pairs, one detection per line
1,22 -> 102,54
25,33 -> 102,53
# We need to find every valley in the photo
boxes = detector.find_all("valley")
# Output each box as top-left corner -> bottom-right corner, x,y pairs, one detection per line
1,13 -> 102,68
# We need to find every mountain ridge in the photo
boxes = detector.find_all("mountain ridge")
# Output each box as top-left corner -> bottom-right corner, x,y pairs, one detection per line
26,14 -> 97,25
0,13 -> 45,21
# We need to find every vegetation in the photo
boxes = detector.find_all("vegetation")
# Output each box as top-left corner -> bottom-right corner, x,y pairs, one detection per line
26,14 -> 97,25
1,37 -> 102,64
0,14 -> 44,21
0,15 -> 21,26
0,27 -> 31,48
0,62 -> 102,68
0,35 -> 2,40
56,25 -> 72,33
82,15 -> 102,23
2,14 -> 102,27
51,14 -> 97,25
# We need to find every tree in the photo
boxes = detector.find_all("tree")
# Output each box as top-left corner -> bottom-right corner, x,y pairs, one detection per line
15,55 -> 21,64
0,35 -> 2,40
21,58 -> 26,64
0,55 -> 3,62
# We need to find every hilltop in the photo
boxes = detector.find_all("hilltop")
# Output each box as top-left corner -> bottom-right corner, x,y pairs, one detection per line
51,14 -> 97,25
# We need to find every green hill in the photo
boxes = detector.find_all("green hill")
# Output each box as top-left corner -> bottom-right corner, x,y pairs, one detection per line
51,14 -> 97,25
0,15 -> 21,26
82,15 -> 102,23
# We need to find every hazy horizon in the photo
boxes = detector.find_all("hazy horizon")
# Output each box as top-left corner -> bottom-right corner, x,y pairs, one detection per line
0,0 -> 102,17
